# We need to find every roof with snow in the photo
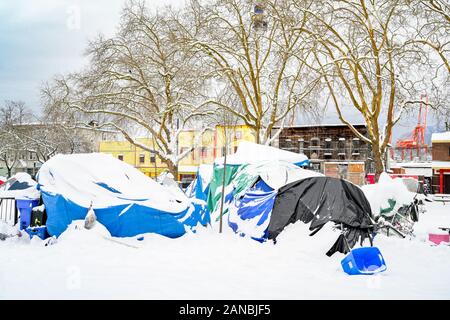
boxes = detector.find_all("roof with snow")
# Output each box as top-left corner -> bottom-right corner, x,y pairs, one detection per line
273,123 -> 367,129
432,161 -> 450,169
214,141 -> 308,165
431,132 -> 450,143
0,172 -> 39,200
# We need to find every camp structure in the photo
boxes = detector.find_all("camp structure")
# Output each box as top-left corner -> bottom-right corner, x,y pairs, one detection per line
227,161 -> 322,240
0,173 -> 40,200
228,167 -> 375,256
207,141 -> 310,219
37,153 -> 210,238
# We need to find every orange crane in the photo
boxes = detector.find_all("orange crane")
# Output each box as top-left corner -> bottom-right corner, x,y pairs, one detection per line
395,94 -> 429,161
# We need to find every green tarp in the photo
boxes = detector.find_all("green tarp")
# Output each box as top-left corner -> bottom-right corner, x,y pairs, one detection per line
207,164 -> 244,219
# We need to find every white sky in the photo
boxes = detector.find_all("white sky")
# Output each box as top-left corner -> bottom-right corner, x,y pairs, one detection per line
0,0 -> 439,141
0,0 -> 185,114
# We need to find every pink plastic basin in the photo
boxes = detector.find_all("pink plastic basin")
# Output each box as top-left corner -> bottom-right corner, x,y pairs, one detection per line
429,233 -> 450,245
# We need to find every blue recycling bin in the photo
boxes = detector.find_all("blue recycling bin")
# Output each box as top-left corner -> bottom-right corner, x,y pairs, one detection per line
16,199 -> 40,230
341,247 -> 387,275
26,226 -> 49,240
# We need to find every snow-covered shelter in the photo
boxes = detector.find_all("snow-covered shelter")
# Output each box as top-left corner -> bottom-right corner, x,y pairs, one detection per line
228,164 -> 374,256
206,141 -> 310,218
37,153 -> 210,238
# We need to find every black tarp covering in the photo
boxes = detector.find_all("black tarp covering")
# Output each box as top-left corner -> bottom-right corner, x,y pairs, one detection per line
268,177 -> 374,256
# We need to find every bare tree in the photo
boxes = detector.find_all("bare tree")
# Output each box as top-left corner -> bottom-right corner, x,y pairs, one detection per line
181,0 -> 320,144
0,101 -> 32,177
293,0 -> 438,179
414,0 -> 450,73
43,1 -> 214,178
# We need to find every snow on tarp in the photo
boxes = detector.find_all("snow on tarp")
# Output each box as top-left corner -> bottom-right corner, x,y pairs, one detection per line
361,172 -> 415,216
228,162 -> 324,241
232,161 -> 323,199
208,143 -> 311,218
0,172 -> 40,200
214,141 -> 309,166
37,153 -> 210,238
269,177 -> 374,256
186,164 -> 213,202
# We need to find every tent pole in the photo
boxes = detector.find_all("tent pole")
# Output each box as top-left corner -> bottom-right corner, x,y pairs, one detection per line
219,134 -> 227,234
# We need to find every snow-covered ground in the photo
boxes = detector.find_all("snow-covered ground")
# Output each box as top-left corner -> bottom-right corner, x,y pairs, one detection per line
1,201 -> 449,300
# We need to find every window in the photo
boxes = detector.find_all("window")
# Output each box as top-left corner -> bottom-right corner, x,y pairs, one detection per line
310,137 -> 319,148
150,154 -> 156,163
28,152 -> 37,161
139,154 -> 145,164
338,138 -> 346,150
201,147 -> 208,158
118,154 -> 124,161
299,139 -> 304,153
352,138 -> 360,156
325,138 -> 332,150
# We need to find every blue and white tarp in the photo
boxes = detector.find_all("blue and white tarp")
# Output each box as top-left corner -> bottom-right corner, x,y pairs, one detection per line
228,180 -> 277,242
227,162 -> 323,242
37,153 -> 210,238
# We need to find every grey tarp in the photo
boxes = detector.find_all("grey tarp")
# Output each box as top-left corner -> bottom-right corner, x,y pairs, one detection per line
268,177 -> 374,256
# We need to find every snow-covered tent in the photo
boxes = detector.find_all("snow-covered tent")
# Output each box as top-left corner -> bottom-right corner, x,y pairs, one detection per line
37,153 -> 210,238
229,170 -> 375,256
207,141 -> 310,218
0,173 -> 40,200
228,162 -> 322,241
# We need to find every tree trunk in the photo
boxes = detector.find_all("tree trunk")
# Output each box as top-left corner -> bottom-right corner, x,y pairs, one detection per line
166,160 -> 179,182
372,143 -> 385,182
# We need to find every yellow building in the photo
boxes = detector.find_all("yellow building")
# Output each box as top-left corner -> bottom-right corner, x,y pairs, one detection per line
99,125 -> 256,182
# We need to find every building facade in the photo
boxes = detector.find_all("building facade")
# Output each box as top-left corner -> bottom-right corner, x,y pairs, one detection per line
99,125 -> 256,185
273,124 -> 373,185
431,132 -> 450,193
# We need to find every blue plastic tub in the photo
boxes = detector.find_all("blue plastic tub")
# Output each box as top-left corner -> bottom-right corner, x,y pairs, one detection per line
341,247 -> 387,275
17,199 -> 40,230
26,226 -> 49,240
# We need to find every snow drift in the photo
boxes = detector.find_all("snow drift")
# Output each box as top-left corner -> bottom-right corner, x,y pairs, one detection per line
361,172 -> 415,216
37,153 -> 210,238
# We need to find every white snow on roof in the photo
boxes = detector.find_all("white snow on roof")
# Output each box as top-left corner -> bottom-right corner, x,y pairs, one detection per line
178,165 -> 199,173
394,162 -> 432,168
432,161 -> 450,169
431,132 -> 450,142
244,161 -> 323,191
0,172 -> 40,200
274,123 -> 367,129
37,153 -> 190,212
215,141 -> 308,165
